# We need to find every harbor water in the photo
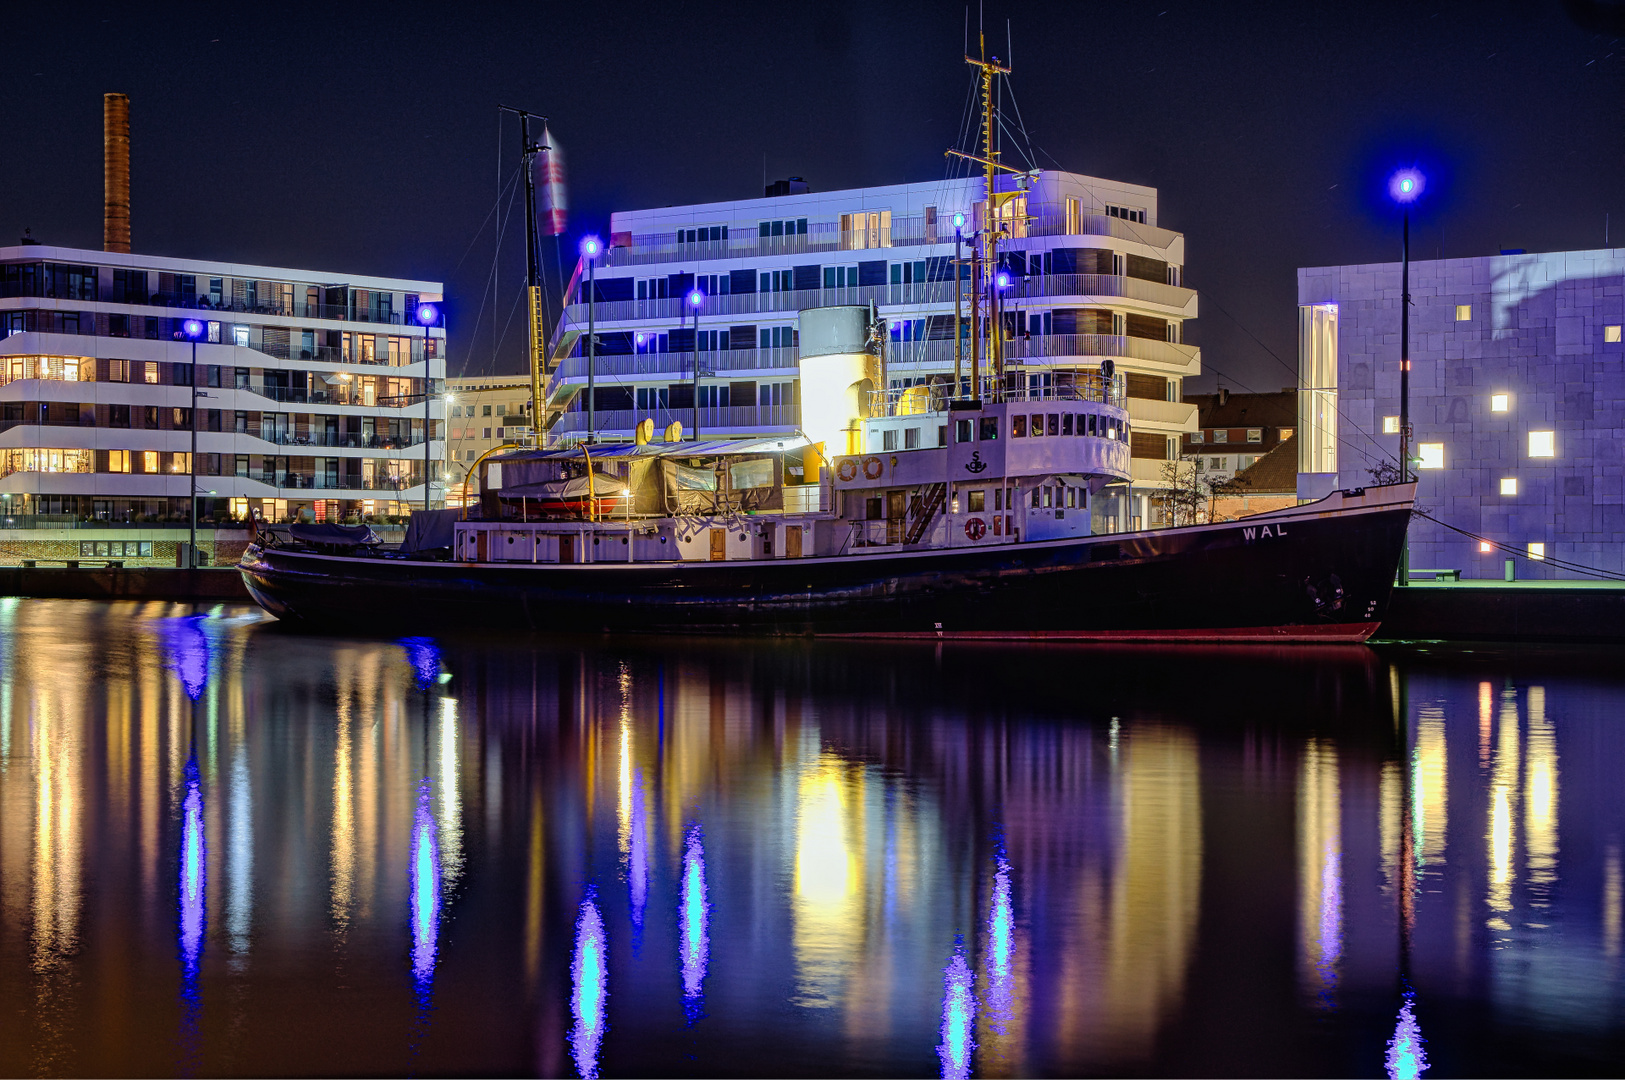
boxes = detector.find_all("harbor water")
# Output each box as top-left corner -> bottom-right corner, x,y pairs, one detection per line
0,599 -> 1620,1076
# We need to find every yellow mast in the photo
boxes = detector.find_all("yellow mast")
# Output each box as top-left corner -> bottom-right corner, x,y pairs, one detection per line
528,284 -> 546,439
955,38 -> 1015,400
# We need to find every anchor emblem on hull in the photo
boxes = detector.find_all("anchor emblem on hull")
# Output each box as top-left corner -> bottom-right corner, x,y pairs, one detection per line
964,451 -> 988,474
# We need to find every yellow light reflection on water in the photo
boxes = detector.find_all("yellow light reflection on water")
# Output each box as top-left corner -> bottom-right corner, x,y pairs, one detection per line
1523,687 -> 1557,920
1486,688 -> 1520,935
793,754 -> 861,1008
1299,739 -> 1342,1008
1604,845 -> 1621,961
1413,707 -> 1448,879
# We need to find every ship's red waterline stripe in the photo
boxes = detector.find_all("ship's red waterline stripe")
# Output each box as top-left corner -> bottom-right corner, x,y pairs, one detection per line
823,622 -> 1382,644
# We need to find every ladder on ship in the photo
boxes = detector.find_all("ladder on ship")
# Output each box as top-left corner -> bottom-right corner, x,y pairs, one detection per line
904,483 -> 947,545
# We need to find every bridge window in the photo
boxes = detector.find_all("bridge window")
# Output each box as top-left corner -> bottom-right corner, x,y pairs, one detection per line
1011,415 -> 1026,437
979,418 -> 998,441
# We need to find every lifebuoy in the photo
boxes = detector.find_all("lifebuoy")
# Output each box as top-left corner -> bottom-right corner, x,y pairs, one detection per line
964,517 -> 987,540
836,459 -> 858,482
862,456 -> 884,480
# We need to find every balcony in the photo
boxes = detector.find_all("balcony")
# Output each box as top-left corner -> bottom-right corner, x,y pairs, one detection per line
550,403 -> 800,437
600,210 -> 1181,268
551,347 -> 801,383
556,274 -> 1196,334
1125,398 -> 1199,430
890,334 -> 1200,376
252,430 -> 429,450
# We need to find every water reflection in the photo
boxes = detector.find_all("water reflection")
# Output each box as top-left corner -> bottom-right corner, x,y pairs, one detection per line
937,940 -> 976,1080
571,893 -> 608,1080
1385,988 -> 1428,1079
0,612 -> 1622,1076
679,824 -> 709,1022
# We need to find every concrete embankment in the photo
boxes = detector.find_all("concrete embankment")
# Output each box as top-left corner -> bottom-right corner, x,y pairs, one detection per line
0,566 -> 252,603
1376,580 -> 1625,643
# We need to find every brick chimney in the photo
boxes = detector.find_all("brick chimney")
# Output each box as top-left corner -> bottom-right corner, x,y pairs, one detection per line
103,93 -> 130,252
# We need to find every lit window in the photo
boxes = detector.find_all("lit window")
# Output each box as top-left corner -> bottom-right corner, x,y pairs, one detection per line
1246,428 -> 1262,443
143,450 -> 159,474
1455,304 -> 1471,321
1606,325 -> 1622,343
1491,394 -> 1509,412
1500,477 -> 1517,496
1417,443 -> 1444,469
1529,431 -> 1555,458
1528,542 -> 1545,561
1382,416 -> 1399,434
1479,541 -> 1493,553
143,361 -> 159,384
107,449 -> 130,473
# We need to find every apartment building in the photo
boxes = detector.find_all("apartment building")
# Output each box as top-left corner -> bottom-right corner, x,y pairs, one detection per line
0,242 -> 448,553
446,374 -> 534,501
1182,388 -> 1296,486
1298,246 -> 1625,578
545,171 -> 1200,524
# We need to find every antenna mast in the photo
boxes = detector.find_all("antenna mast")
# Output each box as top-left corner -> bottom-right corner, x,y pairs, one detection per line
951,38 -> 1016,401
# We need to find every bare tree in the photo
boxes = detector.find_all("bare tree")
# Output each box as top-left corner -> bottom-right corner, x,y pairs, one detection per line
1160,455 -> 1207,527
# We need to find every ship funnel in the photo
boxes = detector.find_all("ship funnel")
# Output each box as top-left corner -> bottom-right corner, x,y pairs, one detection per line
798,306 -> 882,458
103,93 -> 131,252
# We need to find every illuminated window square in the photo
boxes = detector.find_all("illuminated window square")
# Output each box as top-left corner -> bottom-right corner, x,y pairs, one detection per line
1490,394 -> 1509,412
1455,304 -> 1472,321
1479,541 -> 1493,553
1500,477 -> 1517,496
1529,431 -> 1555,458
1606,325 -> 1622,343
1382,415 -> 1400,434
1528,542 -> 1545,561
1417,443 -> 1444,470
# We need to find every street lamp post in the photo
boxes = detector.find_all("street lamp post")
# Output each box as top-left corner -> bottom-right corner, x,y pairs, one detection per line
687,288 -> 704,440
1389,167 -> 1425,586
182,319 -> 206,566
415,302 -> 440,512
580,235 -> 601,442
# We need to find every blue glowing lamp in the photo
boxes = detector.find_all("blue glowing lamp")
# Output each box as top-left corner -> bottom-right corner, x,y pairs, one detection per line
416,303 -> 439,327
687,289 -> 704,307
182,318 -> 205,340
995,270 -> 1010,288
952,212 -> 966,229
1388,168 -> 1426,205
580,235 -> 602,259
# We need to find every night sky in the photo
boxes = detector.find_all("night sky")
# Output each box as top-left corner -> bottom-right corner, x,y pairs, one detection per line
3,1 -> 1622,392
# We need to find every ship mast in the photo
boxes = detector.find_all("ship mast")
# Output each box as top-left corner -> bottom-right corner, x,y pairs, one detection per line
500,105 -> 550,439
949,38 -> 1020,402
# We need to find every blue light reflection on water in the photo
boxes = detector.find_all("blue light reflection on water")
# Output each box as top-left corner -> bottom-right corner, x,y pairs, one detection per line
984,846 -> 1015,1037
679,824 -> 710,1023
938,939 -> 977,1080
1385,988 -> 1428,1079
571,893 -> 609,1080
400,637 -> 442,692
162,616 -> 211,701
179,754 -> 206,1002
628,772 -> 648,942
410,778 -> 441,1005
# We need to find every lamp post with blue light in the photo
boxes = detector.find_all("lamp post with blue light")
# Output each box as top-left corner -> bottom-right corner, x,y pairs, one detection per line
1389,167 -> 1424,585
182,318 -> 206,566
415,302 -> 440,511
687,289 -> 704,440
580,235 -> 602,441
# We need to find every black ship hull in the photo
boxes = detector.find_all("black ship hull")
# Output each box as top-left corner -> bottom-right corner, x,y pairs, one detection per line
238,485 -> 1413,642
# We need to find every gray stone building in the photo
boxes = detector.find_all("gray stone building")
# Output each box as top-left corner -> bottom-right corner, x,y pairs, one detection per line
1297,247 -> 1625,579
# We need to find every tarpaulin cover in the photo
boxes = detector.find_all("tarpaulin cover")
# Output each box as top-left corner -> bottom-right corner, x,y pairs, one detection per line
291,522 -> 379,547
402,508 -> 461,552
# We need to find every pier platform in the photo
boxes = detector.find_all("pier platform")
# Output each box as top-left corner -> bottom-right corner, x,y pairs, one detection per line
1376,578 -> 1625,643
0,566 -> 251,604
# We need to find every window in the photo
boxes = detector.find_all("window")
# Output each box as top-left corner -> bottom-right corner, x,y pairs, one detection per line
482,404 -> 492,416
1064,197 -> 1080,235
232,325 -> 249,347
482,428 -> 491,439
1417,443 -> 1444,469
956,419 -> 972,443
824,265 -> 860,288
142,450 -> 159,474
109,404 -> 130,428
882,429 -> 897,451
1298,303 -> 1339,475
107,450 -> 130,473
1280,427 -> 1294,440
107,359 -> 129,383
1529,431 -> 1555,458
495,404 -> 505,416
758,218 -> 807,238
904,427 -> 920,449
144,406 -> 160,429
1528,542 -> 1546,561
1605,325 -> 1622,342
1105,204 -> 1146,224
1213,430 -> 1229,443
760,269 -> 792,293
1029,413 -> 1045,437
1246,428 -> 1262,443
141,361 -> 158,384
1382,416 -> 1399,434
978,417 -> 998,441
1455,304 -> 1472,321
839,211 -> 891,249
968,490 -> 985,512
1011,414 -> 1026,437
1491,394 -> 1509,412
1500,477 -> 1518,496
677,225 -> 728,244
